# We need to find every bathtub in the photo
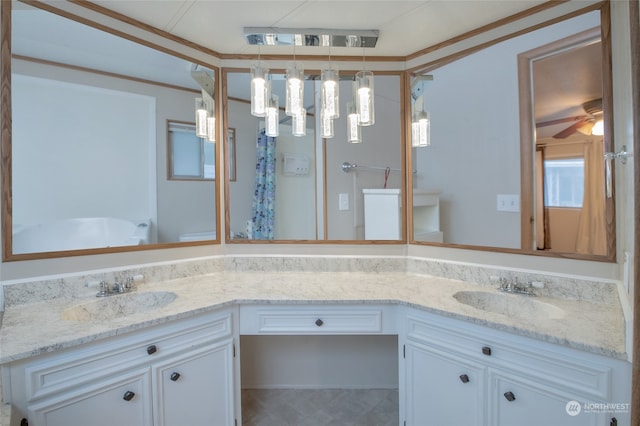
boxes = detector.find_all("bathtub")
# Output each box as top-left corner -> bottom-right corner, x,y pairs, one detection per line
12,217 -> 151,253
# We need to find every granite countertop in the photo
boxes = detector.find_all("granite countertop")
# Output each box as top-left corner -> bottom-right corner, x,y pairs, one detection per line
0,271 -> 627,365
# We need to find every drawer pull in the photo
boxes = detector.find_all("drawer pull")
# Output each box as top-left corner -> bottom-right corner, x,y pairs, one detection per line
146,345 -> 157,355
123,391 -> 136,401
504,391 -> 516,402
482,346 -> 492,356
170,372 -> 181,382
315,319 -> 324,327
459,374 -> 470,383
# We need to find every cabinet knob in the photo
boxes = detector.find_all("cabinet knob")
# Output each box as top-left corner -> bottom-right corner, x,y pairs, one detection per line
459,374 -> 470,383
315,319 -> 324,327
170,372 -> 181,382
146,345 -> 157,355
503,391 -> 516,402
482,346 -> 492,356
123,391 -> 136,401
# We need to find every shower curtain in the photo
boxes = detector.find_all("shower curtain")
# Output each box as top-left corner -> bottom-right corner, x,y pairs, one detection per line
251,130 -> 276,239
575,138 -> 607,255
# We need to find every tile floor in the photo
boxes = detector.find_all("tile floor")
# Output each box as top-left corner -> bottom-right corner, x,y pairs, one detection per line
241,388 -> 399,426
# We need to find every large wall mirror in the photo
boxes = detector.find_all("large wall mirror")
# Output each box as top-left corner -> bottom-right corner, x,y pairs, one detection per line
224,69 -> 404,242
409,5 -> 615,261
3,0 -> 219,260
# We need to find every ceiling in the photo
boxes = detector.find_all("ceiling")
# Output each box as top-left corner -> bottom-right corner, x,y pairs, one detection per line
87,0 -> 548,57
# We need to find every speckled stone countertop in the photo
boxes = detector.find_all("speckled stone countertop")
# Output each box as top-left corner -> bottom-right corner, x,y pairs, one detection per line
0,271 -> 626,365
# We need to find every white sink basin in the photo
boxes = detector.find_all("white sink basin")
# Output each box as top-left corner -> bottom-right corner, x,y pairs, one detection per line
453,290 -> 564,320
62,291 -> 177,321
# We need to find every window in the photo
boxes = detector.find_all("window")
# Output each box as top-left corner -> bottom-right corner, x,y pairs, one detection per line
543,158 -> 584,207
168,121 -> 215,180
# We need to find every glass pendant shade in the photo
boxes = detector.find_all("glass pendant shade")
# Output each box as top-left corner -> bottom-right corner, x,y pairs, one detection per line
286,66 -> 304,117
265,95 -> 279,137
195,98 -> 208,138
251,66 -> 270,117
292,108 -> 306,137
320,110 -> 334,139
347,102 -> 362,144
206,116 -> 216,142
411,111 -> 430,147
321,69 -> 339,119
354,70 -> 374,126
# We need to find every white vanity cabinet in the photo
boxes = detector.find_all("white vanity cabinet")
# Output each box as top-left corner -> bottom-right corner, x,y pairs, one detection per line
404,341 -> 485,425
6,308 -> 238,426
402,309 -> 630,426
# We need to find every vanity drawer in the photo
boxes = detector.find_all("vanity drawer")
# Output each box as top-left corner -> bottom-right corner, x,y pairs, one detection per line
19,309 -> 234,402
240,305 -> 389,334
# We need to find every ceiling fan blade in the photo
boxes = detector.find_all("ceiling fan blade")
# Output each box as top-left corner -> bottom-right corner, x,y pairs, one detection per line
552,119 -> 590,139
536,115 -> 589,128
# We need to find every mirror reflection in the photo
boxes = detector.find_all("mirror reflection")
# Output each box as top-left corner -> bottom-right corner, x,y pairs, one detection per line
225,70 -> 403,241
411,9 -> 614,259
524,27 -> 609,256
8,2 -> 218,257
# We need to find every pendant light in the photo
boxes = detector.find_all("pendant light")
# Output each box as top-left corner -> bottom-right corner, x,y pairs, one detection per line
411,75 -> 433,148
347,102 -> 362,144
285,66 -> 304,117
195,92 -> 216,142
411,111 -> 430,147
251,66 -> 270,117
320,109 -> 334,139
355,42 -> 374,126
321,70 -> 339,116
292,108 -> 306,137
265,95 -> 279,137
354,71 -> 374,126
195,97 -> 207,138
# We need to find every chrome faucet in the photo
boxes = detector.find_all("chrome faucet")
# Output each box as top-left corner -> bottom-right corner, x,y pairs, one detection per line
95,277 -> 135,297
497,277 -> 534,296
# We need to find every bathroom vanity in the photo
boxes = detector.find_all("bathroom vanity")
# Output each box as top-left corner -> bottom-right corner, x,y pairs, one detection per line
0,269 -> 631,426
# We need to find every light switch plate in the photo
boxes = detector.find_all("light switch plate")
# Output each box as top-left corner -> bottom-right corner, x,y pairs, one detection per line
497,194 -> 520,212
339,193 -> 349,211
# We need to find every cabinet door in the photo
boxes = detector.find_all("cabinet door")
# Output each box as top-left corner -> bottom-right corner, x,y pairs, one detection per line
405,342 -> 485,426
154,338 -> 235,426
29,368 -> 153,426
491,373 -> 606,426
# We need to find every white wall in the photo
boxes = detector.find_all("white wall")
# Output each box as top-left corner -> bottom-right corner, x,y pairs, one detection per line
12,74 -> 154,225
417,11 -> 600,249
241,335 -> 398,389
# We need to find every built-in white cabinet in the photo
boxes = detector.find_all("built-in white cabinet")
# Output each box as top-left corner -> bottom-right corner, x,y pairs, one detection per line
153,340 -> 235,426
404,341 -> 485,425
7,308 -> 238,426
29,367 -> 153,426
402,309 -> 630,426
363,188 -> 402,240
4,302 -> 631,426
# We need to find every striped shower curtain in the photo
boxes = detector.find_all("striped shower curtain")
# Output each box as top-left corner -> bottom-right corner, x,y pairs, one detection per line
251,130 -> 276,239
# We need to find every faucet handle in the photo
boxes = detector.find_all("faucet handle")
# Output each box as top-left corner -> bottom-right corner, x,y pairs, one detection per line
96,281 -> 110,297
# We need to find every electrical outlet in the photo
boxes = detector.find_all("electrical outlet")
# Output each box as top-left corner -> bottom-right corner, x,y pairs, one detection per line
339,193 -> 349,211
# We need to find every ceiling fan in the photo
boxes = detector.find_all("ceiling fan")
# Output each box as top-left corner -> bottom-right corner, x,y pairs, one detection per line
536,98 -> 603,139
